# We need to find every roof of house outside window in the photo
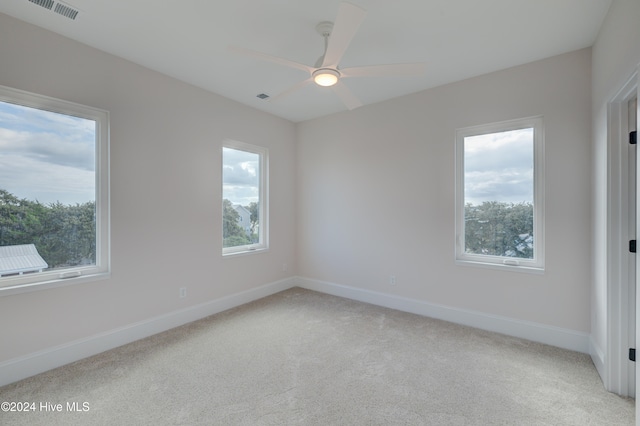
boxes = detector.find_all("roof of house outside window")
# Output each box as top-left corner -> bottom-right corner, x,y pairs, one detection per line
0,244 -> 48,276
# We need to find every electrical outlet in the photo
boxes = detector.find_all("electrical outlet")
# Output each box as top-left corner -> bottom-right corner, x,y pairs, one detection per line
389,275 -> 396,286
179,287 -> 187,298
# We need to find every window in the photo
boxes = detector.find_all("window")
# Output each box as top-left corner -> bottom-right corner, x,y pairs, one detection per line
455,116 -> 544,271
222,140 -> 268,255
0,85 -> 109,292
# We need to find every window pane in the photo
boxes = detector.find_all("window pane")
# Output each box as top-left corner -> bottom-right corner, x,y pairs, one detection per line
463,128 -> 534,259
0,100 -> 96,277
222,147 -> 260,249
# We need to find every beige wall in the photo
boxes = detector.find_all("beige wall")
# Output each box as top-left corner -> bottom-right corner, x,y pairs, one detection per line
0,14 -> 297,362
297,48 -> 592,332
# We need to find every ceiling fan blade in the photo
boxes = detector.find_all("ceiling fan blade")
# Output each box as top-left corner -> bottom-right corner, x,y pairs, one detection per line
331,81 -> 363,110
340,63 -> 427,78
269,78 -> 313,103
322,2 -> 367,68
228,45 -> 313,74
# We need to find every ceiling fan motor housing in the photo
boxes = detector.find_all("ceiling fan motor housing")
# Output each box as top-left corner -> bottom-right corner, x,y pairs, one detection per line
312,68 -> 340,86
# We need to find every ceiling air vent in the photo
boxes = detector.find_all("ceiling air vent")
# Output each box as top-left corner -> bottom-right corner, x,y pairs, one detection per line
256,93 -> 270,100
54,2 -> 78,20
28,0 -> 54,10
27,0 -> 79,20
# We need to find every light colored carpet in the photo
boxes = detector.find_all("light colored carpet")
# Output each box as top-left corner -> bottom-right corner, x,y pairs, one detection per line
0,288 -> 634,425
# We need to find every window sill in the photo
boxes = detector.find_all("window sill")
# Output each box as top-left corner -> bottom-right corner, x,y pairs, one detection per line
455,259 -> 544,275
0,271 -> 110,297
222,247 -> 269,258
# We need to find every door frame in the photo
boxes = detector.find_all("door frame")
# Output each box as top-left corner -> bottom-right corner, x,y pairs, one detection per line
606,69 -> 638,398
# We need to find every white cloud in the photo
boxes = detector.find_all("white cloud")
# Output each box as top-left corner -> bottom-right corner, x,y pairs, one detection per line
222,147 -> 259,205
464,128 -> 534,205
0,154 -> 94,205
0,101 -> 96,205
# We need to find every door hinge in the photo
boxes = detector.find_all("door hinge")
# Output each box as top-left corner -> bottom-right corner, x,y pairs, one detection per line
629,240 -> 636,253
631,130 -> 637,145
630,348 -> 636,362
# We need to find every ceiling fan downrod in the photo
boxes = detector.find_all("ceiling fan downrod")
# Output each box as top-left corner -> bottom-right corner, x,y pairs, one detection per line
313,21 -> 339,86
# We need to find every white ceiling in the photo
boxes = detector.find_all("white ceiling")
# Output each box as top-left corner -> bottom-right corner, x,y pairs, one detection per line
0,0 -> 612,122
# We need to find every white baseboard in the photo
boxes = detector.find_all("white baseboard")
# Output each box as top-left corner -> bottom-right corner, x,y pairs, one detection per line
589,336 -> 606,383
0,276 -> 592,388
297,276 -> 590,354
0,277 -> 296,387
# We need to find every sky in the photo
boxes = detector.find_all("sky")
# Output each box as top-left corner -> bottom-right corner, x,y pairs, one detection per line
222,147 -> 260,206
0,100 -> 96,205
464,128 -> 533,205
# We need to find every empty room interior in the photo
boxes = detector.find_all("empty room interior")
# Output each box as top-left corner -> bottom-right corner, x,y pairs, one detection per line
0,0 -> 639,424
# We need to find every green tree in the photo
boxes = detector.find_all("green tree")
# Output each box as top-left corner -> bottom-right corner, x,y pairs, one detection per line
223,199 -> 250,247
248,201 -> 259,241
464,201 -> 534,258
0,188 -> 96,270
0,189 -> 39,247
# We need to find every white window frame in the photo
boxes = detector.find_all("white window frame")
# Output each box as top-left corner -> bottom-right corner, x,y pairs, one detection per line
455,116 -> 545,273
222,140 -> 269,256
0,85 -> 110,295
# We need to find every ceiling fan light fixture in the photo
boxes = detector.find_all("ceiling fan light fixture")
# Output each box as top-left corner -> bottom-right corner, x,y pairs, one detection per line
313,68 -> 340,87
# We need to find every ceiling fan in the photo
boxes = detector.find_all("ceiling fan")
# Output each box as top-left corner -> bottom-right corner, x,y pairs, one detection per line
228,2 -> 426,110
